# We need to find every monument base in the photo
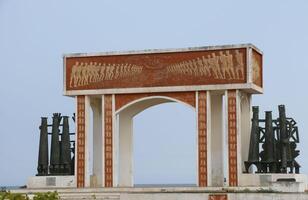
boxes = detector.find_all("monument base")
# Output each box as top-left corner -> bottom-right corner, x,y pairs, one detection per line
27,176 -> 75,188
239,173 -> 307,192
12,187 -> 308,200
27,174 -> 307,193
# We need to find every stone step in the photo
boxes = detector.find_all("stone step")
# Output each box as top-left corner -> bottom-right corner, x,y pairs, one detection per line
58,192 -> 120,200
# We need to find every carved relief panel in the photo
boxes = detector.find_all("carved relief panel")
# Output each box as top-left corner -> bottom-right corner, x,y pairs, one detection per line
64,47 -> 252,93
252,49 -> 262,87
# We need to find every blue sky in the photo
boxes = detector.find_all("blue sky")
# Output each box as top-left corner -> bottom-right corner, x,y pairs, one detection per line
0,0 -> 308,186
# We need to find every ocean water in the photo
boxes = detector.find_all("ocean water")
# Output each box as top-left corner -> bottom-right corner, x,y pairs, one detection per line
0,186 -> 23,191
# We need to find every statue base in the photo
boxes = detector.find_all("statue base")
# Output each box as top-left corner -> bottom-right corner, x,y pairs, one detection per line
239,173 -> 307,192
27,176 -> 75,188
27,174 -> 307,193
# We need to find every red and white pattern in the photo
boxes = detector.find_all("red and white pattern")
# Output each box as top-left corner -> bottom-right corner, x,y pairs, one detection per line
198,91 -> 207,186
209,194 -> 228,200
228,90 -> 238,186
77,95 -> 85,187
104,95 -> 113,187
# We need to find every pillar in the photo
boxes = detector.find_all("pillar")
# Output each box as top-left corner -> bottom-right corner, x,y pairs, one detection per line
76,95 -> 91,188
227,90 -> 238,186
208,92 -> 224,186
240,92 -> 251,173
118,112 -> 134,187
197,91 -> 207,186
91,98 -> 103,187
76,96 -> 85,187
103,94 -> 114,187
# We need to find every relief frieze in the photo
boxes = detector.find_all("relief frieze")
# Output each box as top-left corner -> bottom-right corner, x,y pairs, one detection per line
65,47 -> 252,91
166,50 -> 244,80
70,62 -> 143,88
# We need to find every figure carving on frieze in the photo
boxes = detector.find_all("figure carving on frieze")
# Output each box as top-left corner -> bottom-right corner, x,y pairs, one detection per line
69,62 -> 143,87
166,50 -> 245,80
252,56 -> 260,83
235,50 -> 244,79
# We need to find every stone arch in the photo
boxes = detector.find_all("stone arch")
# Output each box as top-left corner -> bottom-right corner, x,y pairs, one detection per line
115,92 -> 196,112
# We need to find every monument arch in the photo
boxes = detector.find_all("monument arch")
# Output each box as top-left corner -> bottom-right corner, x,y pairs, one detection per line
63,44 -> 263,188
27,43 -> 308,199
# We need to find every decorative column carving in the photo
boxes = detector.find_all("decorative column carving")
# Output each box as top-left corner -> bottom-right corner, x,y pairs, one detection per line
227,90 -> 238,186
77,95 -> 85,187
198,91 -> 207,186
209,194 -> 228,200
104,95 -> 113,187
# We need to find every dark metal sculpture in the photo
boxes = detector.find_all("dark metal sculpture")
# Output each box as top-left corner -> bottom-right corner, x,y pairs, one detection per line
245,106 -> 260,172
60,116 -> 72,175
278,105 -> 288,173
37,117 -> 49,175
36,113 -> 75,176
245,105 -> 301,174
49,113 -> 62,174
263,111 -> 277,173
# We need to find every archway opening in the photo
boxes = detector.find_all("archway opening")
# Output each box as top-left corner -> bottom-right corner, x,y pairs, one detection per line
115,96 -> 197,187
133,102 -> 197,186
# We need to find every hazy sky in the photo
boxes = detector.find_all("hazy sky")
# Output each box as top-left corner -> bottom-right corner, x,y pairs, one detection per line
1,0 -> 308,186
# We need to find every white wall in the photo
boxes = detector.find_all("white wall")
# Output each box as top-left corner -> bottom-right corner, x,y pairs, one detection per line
90,97 -> 103,187
208,92 -> 225,186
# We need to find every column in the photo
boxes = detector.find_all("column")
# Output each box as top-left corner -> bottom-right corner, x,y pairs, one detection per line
227,90 -> 238,186
209,92 -> 224,186
118,112 -> 134,187
239,92 -> 251,173
104,94 -> 114,187
198,91 -> 207,186
76,95 -> 91,188
76,95 -> 86,187
91,98 -> 103,187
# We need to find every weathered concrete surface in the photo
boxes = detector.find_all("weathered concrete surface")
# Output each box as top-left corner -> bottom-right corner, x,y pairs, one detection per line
27,176 -> 75,188
11,187 -> 308,200
239,174 -> 307,192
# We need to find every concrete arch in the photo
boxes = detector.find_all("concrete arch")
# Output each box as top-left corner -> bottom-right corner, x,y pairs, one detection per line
114,96 -> 197,187
116,95 -> 196,115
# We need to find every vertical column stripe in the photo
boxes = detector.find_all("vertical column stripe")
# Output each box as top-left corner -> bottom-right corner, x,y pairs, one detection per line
104,95 -> 113,187
77,95 -> 85,188
198,91 -> 207,186
228,90 -> 238,186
